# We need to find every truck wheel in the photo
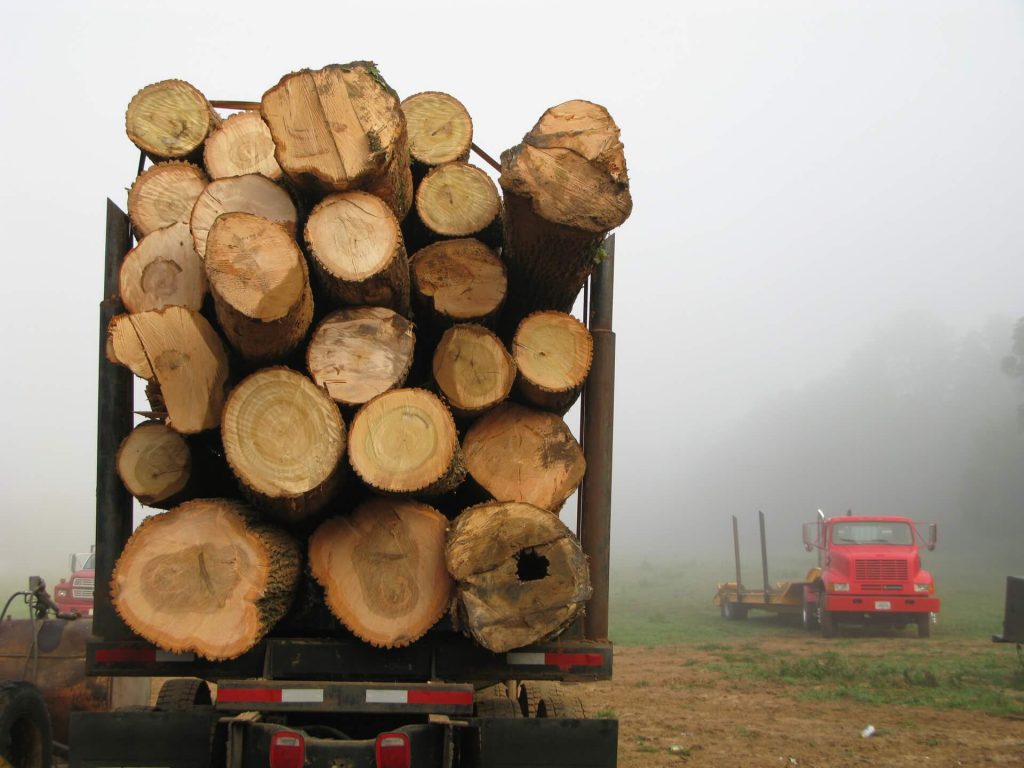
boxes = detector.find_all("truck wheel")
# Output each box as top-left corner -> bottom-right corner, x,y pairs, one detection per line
721,600 -> 747,621
802,595 -> 819,631
916,614 -> 932,638
156,678 -> 212,711
0,681 -> 52,768
475,684 -> 520,719
518,682 -> 584,718
819,608 -> 836,638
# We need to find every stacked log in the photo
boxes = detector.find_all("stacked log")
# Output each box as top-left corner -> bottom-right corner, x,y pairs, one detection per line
106,64 -> 630,658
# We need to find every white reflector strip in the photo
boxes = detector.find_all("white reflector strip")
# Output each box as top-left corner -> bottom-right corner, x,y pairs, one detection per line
507,652 -> 546,666
379,736 -> 406,748
366,689 -> 409,704
281,689 -> 324,703
155,651 -> 195,662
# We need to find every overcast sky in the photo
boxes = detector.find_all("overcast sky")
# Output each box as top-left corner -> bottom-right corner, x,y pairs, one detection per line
1,1 -> 1023,584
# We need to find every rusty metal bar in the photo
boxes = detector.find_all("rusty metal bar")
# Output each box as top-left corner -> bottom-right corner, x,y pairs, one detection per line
733,515 -> 743,594
94,200 -> 134,639
759,510 -> 770,598
579,236 -> 615,641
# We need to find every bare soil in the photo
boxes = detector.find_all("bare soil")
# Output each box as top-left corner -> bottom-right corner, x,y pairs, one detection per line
574,643 -> 1024,768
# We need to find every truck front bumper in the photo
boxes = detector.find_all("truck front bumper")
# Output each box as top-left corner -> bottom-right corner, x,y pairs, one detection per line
825,595 -> 940,614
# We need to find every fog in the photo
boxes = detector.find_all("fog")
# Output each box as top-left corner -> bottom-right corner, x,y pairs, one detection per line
2,1 -> 1023,592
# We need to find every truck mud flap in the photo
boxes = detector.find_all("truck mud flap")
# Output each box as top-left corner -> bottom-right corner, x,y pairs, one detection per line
69,709 -> 218,768
994,576 -> 1024,643
465,717 -> 618,768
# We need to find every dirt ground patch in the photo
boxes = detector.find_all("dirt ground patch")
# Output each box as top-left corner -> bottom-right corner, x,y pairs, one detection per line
574,643 -> 1024,768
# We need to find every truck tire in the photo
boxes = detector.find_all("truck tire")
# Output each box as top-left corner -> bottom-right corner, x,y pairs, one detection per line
518,682 -> 584,719
916,614 -> 932,638
818,602 -> 836,638
721,599 -> 747,621
475,685 -> 520,719
0,681 -> 52,768
155,678 -> 212,711
802,595 -> 819,631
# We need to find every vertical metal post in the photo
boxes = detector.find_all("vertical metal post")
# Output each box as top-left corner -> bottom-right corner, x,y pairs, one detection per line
579,236 -> 615,641
94,199 -> 134,639
759,510 -> 770,598
732,515 -> 743,594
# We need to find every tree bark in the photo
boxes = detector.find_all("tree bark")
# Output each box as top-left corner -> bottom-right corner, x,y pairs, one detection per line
260,62 -> 410,215
309,497 -> 452,648
105,306 -> 231,434
415,162 -> 501,241
446,500 -> 592,653
116,421 -> 191,508
348,388 -> 465,495
410,239 -> 507,328
118,222 -> 206,314
125,79 -> 221,163
401,91 -> 473,167
189,174 -> 298,260
462,402 -> 585,512
306,307 -> 415,408
203,110 -> 284,182
512,311 -> 593,414
499,100 -> 632,322
304,191 -> 411,317
221,367 -> 347,522
111,498 -> 300,660
204,212 -> 313,364
127,161 -> 208,239
432,324 -> 516,420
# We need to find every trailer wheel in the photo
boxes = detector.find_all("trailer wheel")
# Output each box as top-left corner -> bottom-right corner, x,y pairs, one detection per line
819,608 -> 836,638
475,684 -> 521,719
721,600 -> 747,621
801,595 -> 818,631
155,678 -> 212,711
518,682 -> 584,718
916,614 -> 932,638
0,681 -> 52,768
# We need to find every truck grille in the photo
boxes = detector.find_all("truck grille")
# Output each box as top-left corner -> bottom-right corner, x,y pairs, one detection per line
72,577 -> 94,599
855,560 -> 907,581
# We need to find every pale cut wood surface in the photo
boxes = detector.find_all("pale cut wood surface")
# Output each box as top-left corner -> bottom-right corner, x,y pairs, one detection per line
348,388 -> 464,495
111,498 -> 300,660
119,222 -> 206,314
512,311 -> 593,413
221,367 -> 346,521
309,497 -> 452,648
127,162 -> 208,238
306,307 -> 415,407
401,91 -> 473,166
190,174 -> 297,260
415,162 -> 500,238
116,421 -> 191,508
203,110 -> 284,181
410,239 -> 506,326
106,307 -> 230,434
125,79 -> 221,161
432,324 -> 516,419
446,500 -> 592,653
462,402 -> 585,512
205,212 -> 313,363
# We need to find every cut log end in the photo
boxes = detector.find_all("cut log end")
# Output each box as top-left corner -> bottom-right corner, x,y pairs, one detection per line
513,311 -> 593,413
190,174 -> 297,260
410,239 -> 506,324
203,110 -> 284,181
116,421 -> 191,507
125,80 -> 220,161
432,324 -> 516,418
127,162 -> 209,239
401,91 -> 473,166
119,222 -> 206,314
416,162 -> 500,238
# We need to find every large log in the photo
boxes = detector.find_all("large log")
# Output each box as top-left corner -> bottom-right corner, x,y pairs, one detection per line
260,62 -> 412,216
118,222 -> 206,313
127,161 -> 208,238
499,100 -> 632,320
410,239 -> 507,328
116,421 -> 191,509
414,162 -> 501,242
221,367 -> 347,522
189,174 -> 298,260
309,497 -> 452,648
462,402 -> 585,512
512,311 -> 593,414
446,500 -> 592,653
304,191 -> 411,317
432,324 -> 516,420
125,80 -> 221,163
203,110 -> 284,181
111,498 -> 300,660
106,306 -> 231,434
348,388 -> 465,495
401,91 -> 473,167
204,212 -> 313,364
306,307 -> 415,408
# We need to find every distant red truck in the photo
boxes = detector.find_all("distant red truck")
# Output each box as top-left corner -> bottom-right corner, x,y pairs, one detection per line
53,549 -> 95,617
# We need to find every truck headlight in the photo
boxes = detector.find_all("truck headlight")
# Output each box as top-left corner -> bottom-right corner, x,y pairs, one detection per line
832,583 -> 850,592
914,583 -> 931,593
56,589 -> 68,598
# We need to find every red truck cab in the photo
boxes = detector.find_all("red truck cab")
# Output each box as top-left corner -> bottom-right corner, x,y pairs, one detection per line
53,550 -> 95,617
803,514 -> 939,637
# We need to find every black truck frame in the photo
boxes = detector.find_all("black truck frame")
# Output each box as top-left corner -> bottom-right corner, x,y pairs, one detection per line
70,201 -> 620,767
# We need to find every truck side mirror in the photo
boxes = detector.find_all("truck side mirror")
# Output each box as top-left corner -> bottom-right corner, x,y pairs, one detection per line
69,554 -> 76,573
928,523 -> 938,551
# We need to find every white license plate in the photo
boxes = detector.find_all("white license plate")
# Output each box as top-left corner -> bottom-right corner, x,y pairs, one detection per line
874,601 -> 891,610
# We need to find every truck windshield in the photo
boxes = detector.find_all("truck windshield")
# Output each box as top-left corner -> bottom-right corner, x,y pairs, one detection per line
831,522 -> 913,545
77,554 -> 95,570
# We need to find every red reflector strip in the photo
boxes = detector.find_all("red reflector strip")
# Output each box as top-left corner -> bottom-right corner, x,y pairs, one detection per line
407,690 -> 473,706
217,688 -> 282,703
545,653 -> 605,672
95,648 -> 155,663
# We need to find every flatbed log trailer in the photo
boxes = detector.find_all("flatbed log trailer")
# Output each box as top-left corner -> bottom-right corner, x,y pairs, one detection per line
68,202 -> 621,767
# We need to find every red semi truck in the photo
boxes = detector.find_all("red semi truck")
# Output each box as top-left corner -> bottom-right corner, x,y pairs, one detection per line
53,550 -> 96,618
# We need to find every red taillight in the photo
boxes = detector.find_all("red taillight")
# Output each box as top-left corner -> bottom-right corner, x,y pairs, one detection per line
375,732 -> 411,768
269,731 -> 305,768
